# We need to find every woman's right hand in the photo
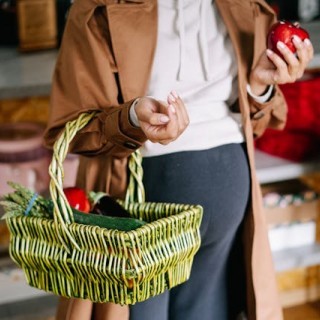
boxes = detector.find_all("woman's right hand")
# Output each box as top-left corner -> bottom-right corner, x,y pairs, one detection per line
134,91 -> 189,145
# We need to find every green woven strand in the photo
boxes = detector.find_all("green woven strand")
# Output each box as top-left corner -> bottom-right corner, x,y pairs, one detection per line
49,113 -> 97,252
124,150 -> 145,208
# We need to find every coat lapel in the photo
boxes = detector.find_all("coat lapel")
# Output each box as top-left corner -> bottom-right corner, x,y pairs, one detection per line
106,0 -> 157,101
215,0 -> 252,120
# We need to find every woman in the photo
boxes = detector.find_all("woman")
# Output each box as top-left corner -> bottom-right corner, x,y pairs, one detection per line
44,0 -> 313,319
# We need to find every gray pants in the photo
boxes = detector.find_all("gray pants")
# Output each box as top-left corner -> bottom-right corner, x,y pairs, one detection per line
130,143 -> 251,320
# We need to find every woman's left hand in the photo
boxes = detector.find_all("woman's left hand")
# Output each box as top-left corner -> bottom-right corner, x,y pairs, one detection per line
249,36 -> 314,96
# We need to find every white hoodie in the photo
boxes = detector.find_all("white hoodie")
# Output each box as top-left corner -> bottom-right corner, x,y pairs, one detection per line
140,0 -> 245,157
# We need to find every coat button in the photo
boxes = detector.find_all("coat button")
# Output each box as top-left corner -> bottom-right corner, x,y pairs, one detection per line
124,141 -> 138,149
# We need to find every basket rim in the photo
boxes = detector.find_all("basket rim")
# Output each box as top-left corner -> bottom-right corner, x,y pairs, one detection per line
8,202 -> 203,236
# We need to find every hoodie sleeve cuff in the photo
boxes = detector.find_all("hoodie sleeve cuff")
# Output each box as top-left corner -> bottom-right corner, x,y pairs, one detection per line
129,98 -> 141,127
247,84 -> 274,104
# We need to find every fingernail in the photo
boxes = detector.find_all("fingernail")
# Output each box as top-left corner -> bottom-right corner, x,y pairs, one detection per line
171,90 -> 179,99
266,49 -> 273,56
168,93 -> 176,102
160,115 -> 169,123
304,38 -> 312,46
169,104 -> 176,113
277,41 -> 285,49
292,35 -> 302,43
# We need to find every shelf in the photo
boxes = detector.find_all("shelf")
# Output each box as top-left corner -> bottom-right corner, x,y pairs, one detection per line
0,45 -> 319,100
256,151 -> 320,272
273,243 -> 320,272
0,47 -> 58,100
255,150 -> 320,184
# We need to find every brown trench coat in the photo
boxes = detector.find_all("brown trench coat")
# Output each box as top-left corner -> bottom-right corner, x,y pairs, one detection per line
44,0 -> 288,319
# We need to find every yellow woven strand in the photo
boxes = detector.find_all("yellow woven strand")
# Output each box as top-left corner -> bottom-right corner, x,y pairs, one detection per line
124,150 -> 145,207
49,113 -> 97,249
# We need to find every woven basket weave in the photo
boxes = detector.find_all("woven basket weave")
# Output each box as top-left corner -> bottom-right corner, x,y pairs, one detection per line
5,112 -> 203,305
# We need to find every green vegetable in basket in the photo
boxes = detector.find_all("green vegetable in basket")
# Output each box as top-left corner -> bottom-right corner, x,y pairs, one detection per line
0,182 -> 146,231
73,209 -> 146,231
0,182 -> 52,219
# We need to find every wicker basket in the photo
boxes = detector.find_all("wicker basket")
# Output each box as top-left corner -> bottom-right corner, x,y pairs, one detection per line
5,112 -> 203,305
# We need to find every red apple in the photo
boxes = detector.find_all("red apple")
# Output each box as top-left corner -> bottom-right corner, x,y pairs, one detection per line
267,21 -> 309,59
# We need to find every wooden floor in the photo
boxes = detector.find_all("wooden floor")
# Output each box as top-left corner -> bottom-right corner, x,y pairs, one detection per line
284,301 -> 320,320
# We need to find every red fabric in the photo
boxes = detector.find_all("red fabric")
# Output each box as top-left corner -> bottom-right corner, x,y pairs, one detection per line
255,75 -> 320,161
255,129 -> 318,162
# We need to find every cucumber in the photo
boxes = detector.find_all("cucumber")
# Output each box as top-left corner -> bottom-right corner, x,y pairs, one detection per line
72,209 -> 147,231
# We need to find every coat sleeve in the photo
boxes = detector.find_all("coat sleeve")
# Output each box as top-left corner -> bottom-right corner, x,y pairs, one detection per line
43,0 -> 146,158
249,85 -> 287,138
247,0 -> 288,138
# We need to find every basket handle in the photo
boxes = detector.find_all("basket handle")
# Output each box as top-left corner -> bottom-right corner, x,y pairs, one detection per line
48,112 -> 145,251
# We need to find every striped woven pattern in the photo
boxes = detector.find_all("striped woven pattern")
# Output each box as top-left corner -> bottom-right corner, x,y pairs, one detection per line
6,112 -> 203,304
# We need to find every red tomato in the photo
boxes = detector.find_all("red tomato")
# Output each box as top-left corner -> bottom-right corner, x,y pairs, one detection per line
64,187 -> 91,213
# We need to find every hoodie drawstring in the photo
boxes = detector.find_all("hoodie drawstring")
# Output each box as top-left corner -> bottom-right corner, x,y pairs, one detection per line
177,0 -> 211,81
177,0 -> 186,81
